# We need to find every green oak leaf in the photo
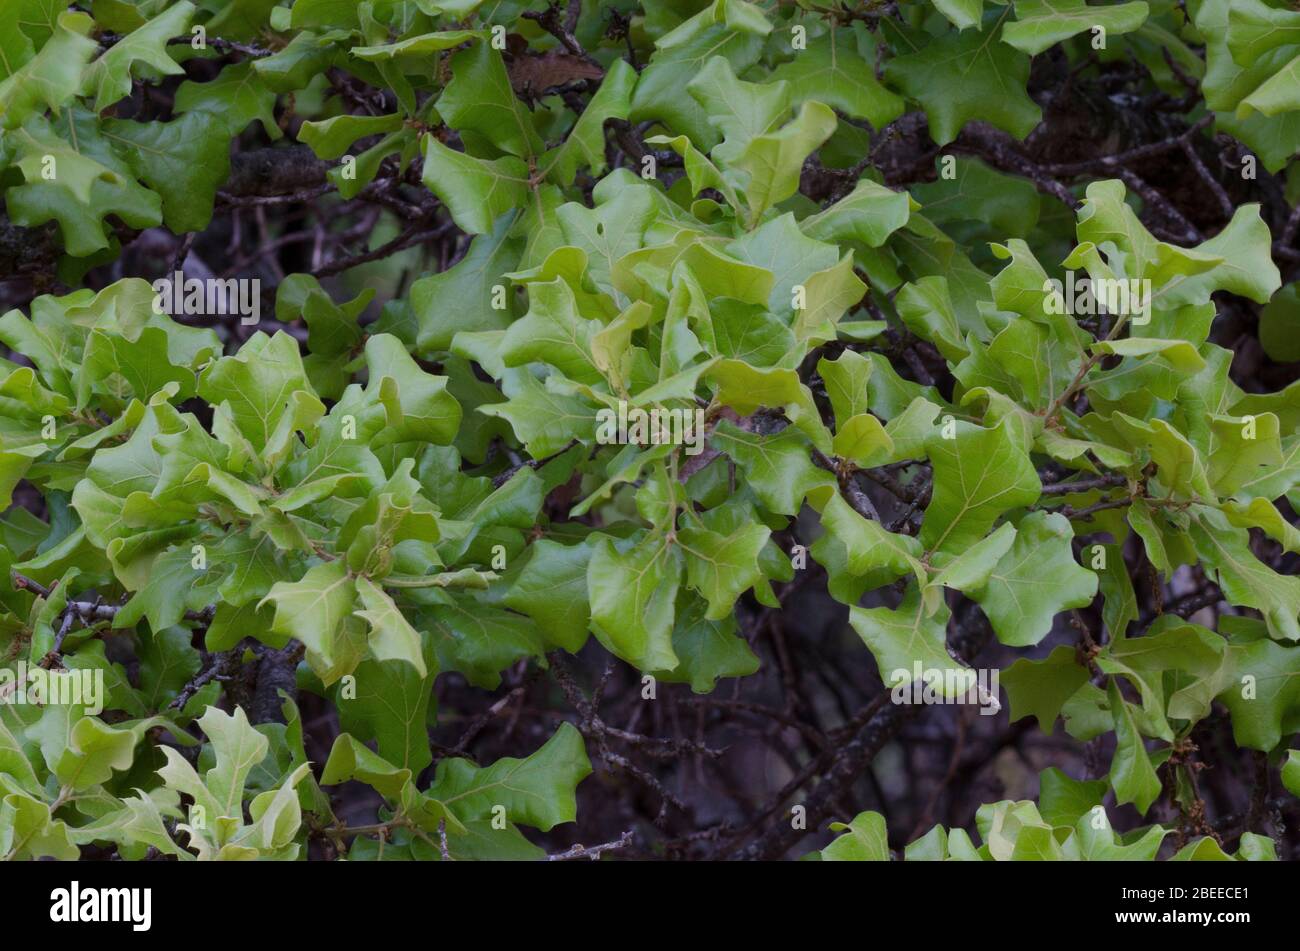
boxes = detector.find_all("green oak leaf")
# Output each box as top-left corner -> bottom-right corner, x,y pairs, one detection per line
82,1 -> 193,111
919,419 -> 1041,556
1001,645 -> 1090,734
1003,0 -> 1149,57
885,23 -> 1041,146
587,532 -> 683,672
425,721 -> 591,832
968,512 -> 1098,647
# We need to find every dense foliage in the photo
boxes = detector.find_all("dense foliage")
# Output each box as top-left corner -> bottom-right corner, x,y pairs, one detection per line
2,0 -> 1300,862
